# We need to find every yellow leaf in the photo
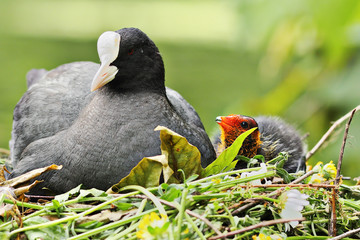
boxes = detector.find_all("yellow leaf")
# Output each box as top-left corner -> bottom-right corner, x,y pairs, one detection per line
107,155 -> 165,193
155,126 -> 202,183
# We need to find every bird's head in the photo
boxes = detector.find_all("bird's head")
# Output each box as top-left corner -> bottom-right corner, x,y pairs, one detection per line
91,28 -> 165,92
216,114 -> 261,158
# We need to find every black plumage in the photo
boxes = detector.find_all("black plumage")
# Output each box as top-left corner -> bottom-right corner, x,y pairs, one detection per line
256,116 -> 306,172
10,28 -> 216,194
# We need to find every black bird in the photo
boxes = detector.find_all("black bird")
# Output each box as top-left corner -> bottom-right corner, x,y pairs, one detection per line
214,114 -> 306,172
10,64 -> 206,166
10,28 -> 216,194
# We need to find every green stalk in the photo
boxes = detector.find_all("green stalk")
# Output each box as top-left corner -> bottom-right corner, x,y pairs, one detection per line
251,195 -> 279,203
0,193 -> 7,206
302,210 -> 327,216
223,205 -> 236,228
104,222 -> 139,240
184,213 -> 206,240
3,198 -> 44,210
9,191 -> 139,236
68,209 -> 155,240
191,192 -> 232,200
215,171 -> 276,189
1,195 -> 113,230
193,166 -> 276,185
342,199 -> 360,211
302,219 -> 330,224
121,185 -> 167,216
130,198 -> 147,227
102,199 -> 148,239
176,187 -> 188,240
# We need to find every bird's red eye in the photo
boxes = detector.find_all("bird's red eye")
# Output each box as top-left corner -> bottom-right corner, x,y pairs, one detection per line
128,49 -> 134,55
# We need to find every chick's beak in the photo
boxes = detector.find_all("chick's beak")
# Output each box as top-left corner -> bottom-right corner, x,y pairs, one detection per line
91,31 -> 121,92
216,116 -> 229,131
216,115 -> 238,134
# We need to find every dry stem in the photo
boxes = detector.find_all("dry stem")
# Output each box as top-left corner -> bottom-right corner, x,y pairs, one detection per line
209,217 -> 305,240
306,105 -> 360,160
0,148 -> 10,155
335,108 -> 356,184
328,227 -> 360,240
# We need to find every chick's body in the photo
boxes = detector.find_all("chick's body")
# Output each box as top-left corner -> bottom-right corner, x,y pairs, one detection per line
256,116 -> 306,172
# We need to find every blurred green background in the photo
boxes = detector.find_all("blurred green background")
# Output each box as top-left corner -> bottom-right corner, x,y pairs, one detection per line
0,0 -> 359,181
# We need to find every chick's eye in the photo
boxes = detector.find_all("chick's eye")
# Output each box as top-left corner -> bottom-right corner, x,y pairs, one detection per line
128,49 -> 134,55
241,121 -> 249,129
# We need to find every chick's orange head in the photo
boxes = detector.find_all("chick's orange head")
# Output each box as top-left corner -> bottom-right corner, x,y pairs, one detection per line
216,114 -> 259,147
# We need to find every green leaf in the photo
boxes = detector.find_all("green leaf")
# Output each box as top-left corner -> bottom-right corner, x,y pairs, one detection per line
0,231 -> 10,240
0,193 -> 6,206
108,155 -> 166,193
276,168 -> 294,183
160,184 -> 183,202
79,188 -> 106,198
224,160 -> 238,172
51,200 -> 63,217
23,216 -> 66,240
185,174 -> 199,183
155,126 -> 203,183
203,127 -> 258,177
341,199 -> 360,211
267,152 -> 288,169
54,184 -> 82,202
115,202 -> 133,211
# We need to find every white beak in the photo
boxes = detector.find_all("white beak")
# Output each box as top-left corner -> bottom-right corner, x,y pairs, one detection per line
91,31 -> 121,91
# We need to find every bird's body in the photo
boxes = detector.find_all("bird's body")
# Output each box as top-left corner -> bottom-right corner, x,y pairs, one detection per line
215,114 -> 306,172
10,62 -> 206,166
10,28 -> 216,194
10,62 -> 97,165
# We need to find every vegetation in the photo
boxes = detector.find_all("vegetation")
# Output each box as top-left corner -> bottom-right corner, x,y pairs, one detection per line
2,167 -> 359,240
0,0 -> 359,238
1,122 -> 360,239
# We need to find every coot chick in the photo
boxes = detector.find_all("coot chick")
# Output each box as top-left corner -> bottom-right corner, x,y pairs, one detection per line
10,28 -> 216,194
215,114 -> 306,172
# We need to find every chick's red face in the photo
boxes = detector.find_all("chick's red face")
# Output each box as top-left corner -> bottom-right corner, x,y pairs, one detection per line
216,114 -> 257,133
216,114 -> 259,147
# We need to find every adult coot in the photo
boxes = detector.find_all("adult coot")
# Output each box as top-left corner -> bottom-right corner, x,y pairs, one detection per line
10,65 -> 206,166
10,28 -> 216,193
214,114 -> 306,172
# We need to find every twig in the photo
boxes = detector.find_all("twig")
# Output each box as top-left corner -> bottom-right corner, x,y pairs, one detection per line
231,200 -> 262,215
328,227 -> 360,240
0,148 -> 10,155
235,183 -> 336,189
131,194 -> 222,236
306,105 -> 360,160
329,188 -> 337,237
301,132 -> 310,141
25,195 -> 55,201
335,108 -> 356,185
208,217 -> 305,240
329,109 -> 356,236
232,171 -> 318,215
267,170 -> 315,198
